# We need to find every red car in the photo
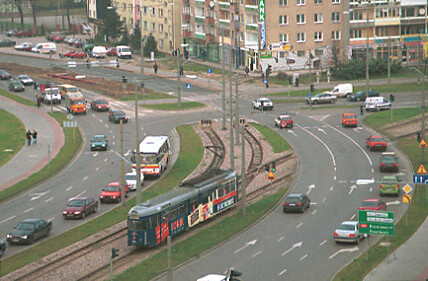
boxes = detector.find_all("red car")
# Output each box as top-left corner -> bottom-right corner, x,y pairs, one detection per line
342,113 -> 357,127
274,115 -> 293,128
107,47 -> 117,56
91,99 -> 110,112
99,182 -> 128,203
74,40 -> 84,48
358,198 -> 387,211
54,35 -> 66,42
17,31 -> 35,38
62,197 -> 98,219
61,51 -> 87,59
366,136 -> 387,151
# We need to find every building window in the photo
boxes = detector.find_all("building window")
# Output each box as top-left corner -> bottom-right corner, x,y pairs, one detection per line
350,29 -> 362,38
315,49 -> 323,56
332,0 -> 340,4
314,0 -> 322,4
331,12 -> 340,22
123,3 -> 126,11
129,4 -> 133,12
279,0 -> 288,6
159,24 -> 164,32
144,7 -> 147,14
331,30 -> 341,40
296,14 -> 305,24
152,22 -> 156,31
160,39 -> 164,47
297,0 -> 305,5
350,11 -> 362,20
297,50 -> 305,56
279,33 -> 288,41
297,32 -> 306,42
279,15 -> 287,24
314,31 -> 323,41
314,13 -> 323,23
144,21 -> 148,30
151,8 -> 156,16
159,9 -> 163,17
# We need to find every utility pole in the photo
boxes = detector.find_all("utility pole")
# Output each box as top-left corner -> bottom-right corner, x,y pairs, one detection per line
241,123 -> 246,216
388,41 -> 391,91
135,83 -> 142,203
229,46 -> 234,170
221,27 -> 226,130
177,48 -> 182,108
366,10 -> 370,96
49,51 -> 53,113
167,235 -> 173,281
422,71 -> 426,163
235,73 -> 240,146
120,119 -> 125,207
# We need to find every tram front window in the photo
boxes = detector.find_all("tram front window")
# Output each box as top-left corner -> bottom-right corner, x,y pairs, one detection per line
128,219 -> 147,231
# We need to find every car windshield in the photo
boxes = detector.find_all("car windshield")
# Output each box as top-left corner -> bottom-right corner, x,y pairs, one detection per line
281,117 -> 291,120
96,100 -> 107,104
140,153 -> 157,164
372,138 -> 384,142
105,185 -> 120,191
259,99 -> 270,103
381,178 -> 397,184
68,200 -> 85,207
68,87 -> 79,93
338,224 -> 355,231
382,156 -> 396,163
121,47 -> 131,52
71,100 -> 85,105
16,222 -> 35,231
93,136 -> 106,142
285,196 -> 302,203
362,201 -> 378,207
19,75 -> 30,79
12,81 -> 21,86
45,88 -> 59,95
125,174 -> 137,181
114,111 -> 125,117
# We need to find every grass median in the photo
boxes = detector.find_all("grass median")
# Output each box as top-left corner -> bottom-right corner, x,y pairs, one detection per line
364,107 -> 424,132
142,101 -> 205,111
250,122 -> 292,153
119,92 -> 175,101
0,124 -> 203,277
333,110 -> 428,281
0,89 -> 35,106
0,110 -> 25,168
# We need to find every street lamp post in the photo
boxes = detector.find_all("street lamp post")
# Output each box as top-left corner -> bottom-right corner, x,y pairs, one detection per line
365,10 -> 370,97
221,26 -> 226,130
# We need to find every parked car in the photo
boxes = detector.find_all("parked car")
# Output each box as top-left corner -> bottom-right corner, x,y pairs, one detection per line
99,182 -> 128,203
62,197 -> 98,219
90,134 -> 108,151
358,198 -> 387,211
341,113 -> 357,127
366,136 -> 387,151
125,172 -> 144,191
90,46 -> 107,58
61,50 -> 87,59
106,47 -> 118,56
348,90 -> 379,102
380,176 -> 400,196
46,34 -> 57,41
54,35 -> 66,43
9,80 -> 25,92
274,114 -> 293,128
283,193 -> 310,213
334,221 -> 365,244
6,30 -> 18,37
0,39 -> 16,47
73,39 -> 84,48
14,42 -> 34,51
252,97 -> 274,110
328,83 -> 353,98
380,152 -> 398,172
116,45 -> 132,58
91,99 -> 110,111
17,31 -> 35,37
306,92 -> 337,104
0,70 -> 12,80
31,42 -> 56,54
83,43 -> 95,52
6,218 -> 52,244
17,75 -> 34,86
109,109 -> 128,123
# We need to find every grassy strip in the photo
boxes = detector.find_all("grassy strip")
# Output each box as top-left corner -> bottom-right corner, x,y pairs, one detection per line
0,89 -> 35,106
271,98 -> 305,104
142,102 -> 205,111
0,125 -> 203,277
116,188 -> 288,280
333,137 -> 428,281
183,62 -> 223,75
250,122 -> 291,153
364,107 -> 422,131
0,110 -> 25,167
300,104 -> 361,110
0,112 -> 81,203
118,92 -> 175,101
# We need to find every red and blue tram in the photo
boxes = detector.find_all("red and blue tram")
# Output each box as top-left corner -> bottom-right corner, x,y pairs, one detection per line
127,170 -> 238,247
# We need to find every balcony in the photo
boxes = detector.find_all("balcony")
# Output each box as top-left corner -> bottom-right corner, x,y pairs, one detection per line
182,0 -> 190,5
245,5 -> 258,14
206,17 -> 215,25
195,16 -> 206,23
218,2 -> 230,10
206,33 -> 215,42
182,13 -> 191,22
183,30 -> 192,37
219,18 -> 231,27
230,2 -> 239,13
195,32 -> 206,40
245,23 -> 258,31
195,0 -> 206,6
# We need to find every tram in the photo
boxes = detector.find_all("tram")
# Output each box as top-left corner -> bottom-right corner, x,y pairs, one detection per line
127,170 -> 238,247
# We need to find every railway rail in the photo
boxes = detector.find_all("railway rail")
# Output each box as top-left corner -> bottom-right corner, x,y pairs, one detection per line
203,128 -> 225,171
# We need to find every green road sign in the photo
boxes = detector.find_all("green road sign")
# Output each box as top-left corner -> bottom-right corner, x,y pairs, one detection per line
358,210 -> 394,236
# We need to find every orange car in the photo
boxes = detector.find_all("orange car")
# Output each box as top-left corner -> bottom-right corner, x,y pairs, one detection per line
342,113 -> 357,127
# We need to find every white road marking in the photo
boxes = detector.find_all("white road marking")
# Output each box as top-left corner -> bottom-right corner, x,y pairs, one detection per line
351,214 -> 356,220
338,180 -> 347,184
104,158 -> 108,162
306,184 -> 315,195
323,197 -> 327,202
0,216 -> 16,224
45,197 -> 53,202
370,187 -> 373,192
387,200 -> 401,205
48,217 -> 55,222
93,152 -> 98,157
110,130 -> 113,133
308,114 -> 330,122
95,167 -> 100,172
252,251 -> 261,258
320,240 -> 327,246
66,186 -> 73,191
112,135 -> 116,139
311,209 -> 317,215
289,130 -> 297,136
278,236 -> 284,242
105,124 -> 109,128
296,222 -> 303,228
281,242 -> 303,256
329,247 -> 359,259
125,149 -> 131,156
30,190 -> 50,201
349,184 -> 357,195
71,190 -> 86,200
330,186 -> 334,191
356,179 -> 375,185
234,239 -> 257,254
310,202 -> 317,205
92,114 -> 95,117
112,142 -> 116,145
82,176 -> 88,181
304,126 -> 311,129
371,168 -> 374,173
299,254 -> 308,261
317,128 -> 327,135
279,268 -> 287,276
334,176 -> 337,180
24,207 -> 34,213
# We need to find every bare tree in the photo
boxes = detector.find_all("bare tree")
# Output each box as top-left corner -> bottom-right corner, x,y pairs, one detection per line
13,0 -> 24,28
66,0 -> 72,33
29,0 -> 37,27
325,41 -> 348,70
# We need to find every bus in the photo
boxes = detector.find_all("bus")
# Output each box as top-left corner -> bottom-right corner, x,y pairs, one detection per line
131,136 -> 170,177
127,170 -> 238,247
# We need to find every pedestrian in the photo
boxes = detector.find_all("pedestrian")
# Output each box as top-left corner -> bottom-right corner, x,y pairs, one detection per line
153,62 -> 158,74
261,72 -> 265,81
360,105 -> 364,116
26,130 -> 32,146
32,130 -> 38,144
36,95 -> 41,108
245,66 -> 249,77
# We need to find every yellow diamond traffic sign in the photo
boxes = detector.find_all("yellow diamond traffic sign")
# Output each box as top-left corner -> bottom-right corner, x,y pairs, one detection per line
419,139 -> 427,148
417,164 -> 427,174
402,194 -> 411,203
402,184 -> 412,194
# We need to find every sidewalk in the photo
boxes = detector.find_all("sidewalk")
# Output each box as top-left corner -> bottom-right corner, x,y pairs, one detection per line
364,216 -> 428,281
0,95 -> 64,191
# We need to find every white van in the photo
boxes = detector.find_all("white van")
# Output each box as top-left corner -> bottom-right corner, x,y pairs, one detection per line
125,171 -> 144,191
329,83 -> 353,98
116,45 -> 132,59
365,96 -> 392,111
91,46 -> 107,58
31,42 -> 56,54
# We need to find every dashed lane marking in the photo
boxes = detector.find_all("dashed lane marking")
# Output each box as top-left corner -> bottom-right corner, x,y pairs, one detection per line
252,251 -> 261,258
279,269 -> 287,276
320,240 -> 327,246
95,167 -> 100,172
311,209 -> 317,215
45,197 -> 53,202
296,222 -> 303,228
82,176 -> 88,181
330,186 -> 334,191
278,236 -> 284,242
299,254 -> 308,261
48,217 -> 55,221
66,186 -> 73,191
24,207 -> 34,213
351,214 -> 356,220
0,216 -> 16,224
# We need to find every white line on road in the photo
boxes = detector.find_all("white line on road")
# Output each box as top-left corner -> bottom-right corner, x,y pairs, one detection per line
282,242 -> 302,256
48,217 -> 55,222
104,158 -> 108,162
234,239 -> 257,254
311,209 -> 317,215
338,180 -> 347,184
371,168 -> 374,173
330,186 -> 334,191
252,251 -> 261,258
348,185 -> 357,195
82,176 -> 88,181
110,130 -> 113,133
112,142 -> 116,145
71,190 -> 86,200
125,149 -> 131,156
299,254 -> 308,261
105,124 -> 108,128
95,167 -> 100,172
279,268 -> 287,276
66,186 -> 73,191
289,130 -> 297,136
296,222 -> 303,228
24,207 -> 34,213
323,197 -> 327,202
329,247 -> 359,259
320,240 -> 327,246
351,214 -> 356,220
93,152 -> 98,157
0,216 -> 16,224
278,236 -> 284,242
92,114 -> 96,118
112,135 -> 116,139
370,187 -> 373,192
317,128 -> 327,135
45,197 -> 53,202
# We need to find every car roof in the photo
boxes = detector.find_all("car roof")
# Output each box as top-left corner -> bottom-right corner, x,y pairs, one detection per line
381,176 -> 398,180
94,134 -> 106,138
22,218 -> 42,223
343,113 -> 355,116
371,135 -> 383,138
259,97 -> 271,101
363,198 -> 380,202
107,182 -> 120,186
340,221 -> 357,225
112,109 -> 124,113
287,193 -> 304,197
69,197 -> 90,201
279,115 -> 291,118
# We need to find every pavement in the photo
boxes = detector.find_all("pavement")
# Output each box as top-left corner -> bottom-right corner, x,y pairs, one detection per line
0,95 -> 64,191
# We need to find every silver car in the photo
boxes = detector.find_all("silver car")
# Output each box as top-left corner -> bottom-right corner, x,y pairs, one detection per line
306,92 -> 337,104
333,221 -> 366,244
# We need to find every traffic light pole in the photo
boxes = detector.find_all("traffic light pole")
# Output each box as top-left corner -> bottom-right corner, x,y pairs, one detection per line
241,123 -> 246,216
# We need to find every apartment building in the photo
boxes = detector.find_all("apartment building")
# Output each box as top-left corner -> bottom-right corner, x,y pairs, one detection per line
111,0 -> 182,54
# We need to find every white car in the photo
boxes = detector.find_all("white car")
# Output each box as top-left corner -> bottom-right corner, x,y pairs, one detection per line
306,92 -> 337,104
333,221 -> 366,244
125,172 -> 144,191
252,98 -> 274,110
197,274 -> 228,281
14,42 -> 33,51
365,97 -> 392,112
17,75 -> 34,86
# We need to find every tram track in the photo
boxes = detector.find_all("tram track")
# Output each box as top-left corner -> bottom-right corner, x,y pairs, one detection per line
203,128 -> 225,171
243,127 -> 264,184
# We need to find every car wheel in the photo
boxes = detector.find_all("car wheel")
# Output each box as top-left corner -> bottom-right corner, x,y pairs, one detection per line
313,100 -> 318,104
356,236 -> 360,245
307,200 -> 311,208
118,196 -> 121,203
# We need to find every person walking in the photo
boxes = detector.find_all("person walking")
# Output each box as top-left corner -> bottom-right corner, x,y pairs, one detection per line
26,130 -> 32,146
32,130 -> 38,144
153,62 -> 158,74
245,66 -> 249,77
36,95 -> 41,108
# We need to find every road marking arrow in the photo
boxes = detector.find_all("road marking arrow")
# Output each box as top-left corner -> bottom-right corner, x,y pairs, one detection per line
306,184 -> 316,195
30,190 -> 50,201
387,200 -> 401,205
281,241 -> 303,256
317,128 -> 327,135
356,178 -> 375,185
288,130 -> 297,137
234,239 -> 257,254
329,247 -> 359,259
348,184 -> 357,195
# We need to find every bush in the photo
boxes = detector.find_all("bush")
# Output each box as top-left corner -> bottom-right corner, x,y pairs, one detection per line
332,58 -> 401,80
276,71 -> 290,81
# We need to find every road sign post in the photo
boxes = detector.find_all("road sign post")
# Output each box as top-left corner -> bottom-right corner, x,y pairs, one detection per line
267,171 -> 276,194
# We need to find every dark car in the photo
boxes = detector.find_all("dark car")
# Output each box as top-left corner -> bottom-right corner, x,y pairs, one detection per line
109,109 -> 128,123
0,39 -> 16,47
91,134 -> 108,151
100,182 -> 128,203
6,218 -> 52,244
62,197 -> 98,219
0,70 -> 12,80
283,193 -> 310,213
9,80 -> 25,92
348,90 -> 379,102
380,152 -> 399,172
0,240 -> 6,257
6,30 -> 18,37
91,99 -> 110,111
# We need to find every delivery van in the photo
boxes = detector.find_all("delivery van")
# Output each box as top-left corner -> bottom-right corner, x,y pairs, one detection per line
58,84 -> 81,99
365,96 -> 392,111
31,42 -> 56,54
329,83 -> 353,98
116,45 -> 132,59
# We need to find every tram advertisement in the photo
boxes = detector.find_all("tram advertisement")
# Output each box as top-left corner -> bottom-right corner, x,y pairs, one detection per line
155,218 -> 170,243
188,202 -> 214,228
